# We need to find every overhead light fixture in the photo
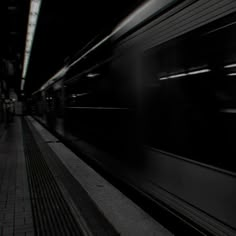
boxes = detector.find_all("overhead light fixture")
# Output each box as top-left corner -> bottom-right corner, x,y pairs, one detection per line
21,0 -> 42,90
228,73 -> 236,76
20,79 -> 25,91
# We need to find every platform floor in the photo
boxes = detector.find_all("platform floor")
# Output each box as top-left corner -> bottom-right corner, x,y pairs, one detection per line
0,118 -> 33,236
0,116 -> 172,236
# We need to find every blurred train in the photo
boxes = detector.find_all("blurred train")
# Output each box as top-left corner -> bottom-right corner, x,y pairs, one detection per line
32,0 -> 236,235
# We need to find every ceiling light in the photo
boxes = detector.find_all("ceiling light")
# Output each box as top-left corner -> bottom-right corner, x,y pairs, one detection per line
228,73 -> 236,76
20,79 -> 25,91
31,0 -> 41,13
21,0 -> 42,90
22,53 -> 30,76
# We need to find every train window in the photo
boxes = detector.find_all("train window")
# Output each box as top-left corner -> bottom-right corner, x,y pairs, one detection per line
143,16 -> 236,172
65,61 -> 132,108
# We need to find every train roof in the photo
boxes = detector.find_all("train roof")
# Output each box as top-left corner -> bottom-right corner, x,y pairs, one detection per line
33,0 -> 177,94
111,0 -> 176,40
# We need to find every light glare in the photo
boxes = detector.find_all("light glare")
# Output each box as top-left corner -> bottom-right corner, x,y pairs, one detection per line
159,77 -> 168,80
187,69 -> 210,75
228,73 -> 236,76
159,69 -> 210,81
224,63 -> 236,68
87,73 -> 100,78
169,73 -> 187,79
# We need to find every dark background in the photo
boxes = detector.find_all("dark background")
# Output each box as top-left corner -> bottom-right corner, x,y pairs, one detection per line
0,0 -> 145,94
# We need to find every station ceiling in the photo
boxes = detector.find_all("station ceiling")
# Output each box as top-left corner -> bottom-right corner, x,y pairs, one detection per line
0,0 -> 144,95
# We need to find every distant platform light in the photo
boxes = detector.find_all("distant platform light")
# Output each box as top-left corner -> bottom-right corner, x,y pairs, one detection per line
21,0 -> 42,90
20,79 -> 25,91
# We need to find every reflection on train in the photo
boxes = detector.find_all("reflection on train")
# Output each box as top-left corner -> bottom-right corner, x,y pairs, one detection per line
32,1 -> 236,235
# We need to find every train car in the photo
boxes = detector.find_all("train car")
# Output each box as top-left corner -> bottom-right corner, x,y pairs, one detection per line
32,0 -> 236,235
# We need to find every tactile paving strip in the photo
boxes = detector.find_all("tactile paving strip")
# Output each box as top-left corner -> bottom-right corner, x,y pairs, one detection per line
22,117 -> 119,236
22,118 -> 83,236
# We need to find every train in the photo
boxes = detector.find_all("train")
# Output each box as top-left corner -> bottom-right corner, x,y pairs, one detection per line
31,0 -> 236,235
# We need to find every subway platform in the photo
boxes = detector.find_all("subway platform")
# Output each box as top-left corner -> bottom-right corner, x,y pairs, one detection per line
0,116 -> 172,236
